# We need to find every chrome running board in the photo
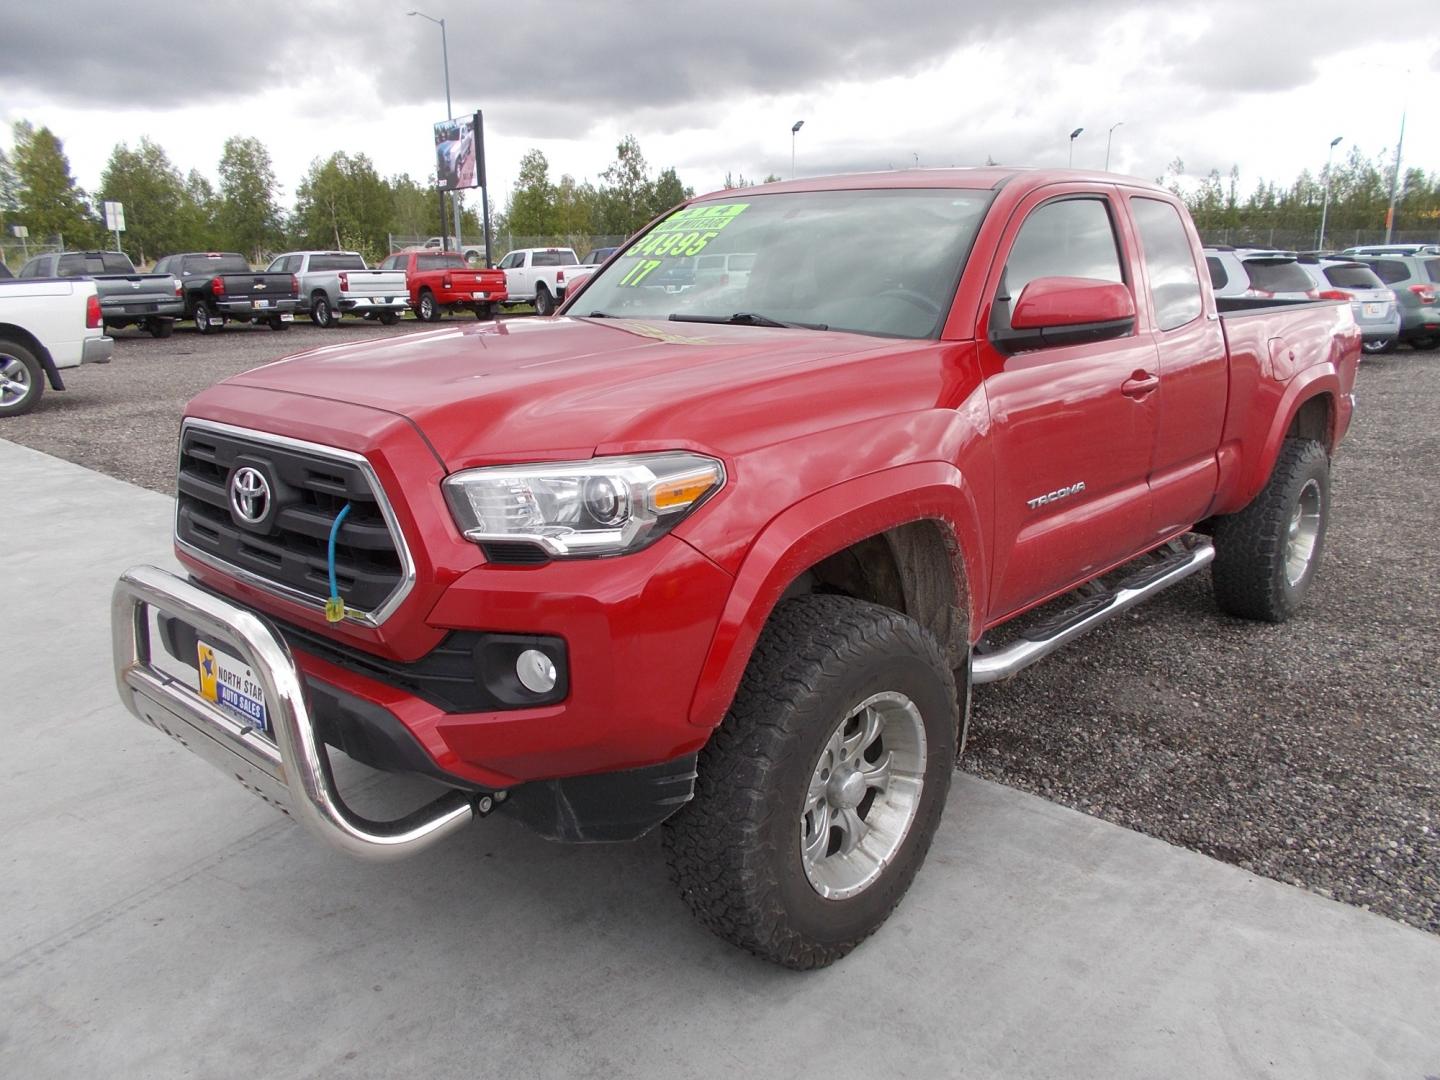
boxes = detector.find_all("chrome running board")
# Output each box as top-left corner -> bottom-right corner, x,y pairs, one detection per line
971,538 -> 1215,685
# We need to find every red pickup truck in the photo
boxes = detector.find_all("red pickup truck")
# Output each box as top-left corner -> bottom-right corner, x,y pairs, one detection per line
113,169 -> 1359,970
376,250 -> 508,321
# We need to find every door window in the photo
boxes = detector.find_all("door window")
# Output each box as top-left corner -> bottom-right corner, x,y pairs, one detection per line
995,197 -> 1125,332
1131,198 -> 1203,330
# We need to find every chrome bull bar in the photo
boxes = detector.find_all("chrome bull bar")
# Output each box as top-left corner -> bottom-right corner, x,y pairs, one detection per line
111,565 -> 476,861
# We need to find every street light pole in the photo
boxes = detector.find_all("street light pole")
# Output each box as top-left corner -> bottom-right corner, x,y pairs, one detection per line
409,10 -> 463,252
1068,127 -> 1084,168
791,120 -> 805,180
1104,122 -> 1124,171
1318,135 -> 1342,251
1385,106 -> 1406,244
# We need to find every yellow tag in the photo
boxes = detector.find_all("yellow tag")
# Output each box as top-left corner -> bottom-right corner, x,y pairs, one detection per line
324,597 -> 346,623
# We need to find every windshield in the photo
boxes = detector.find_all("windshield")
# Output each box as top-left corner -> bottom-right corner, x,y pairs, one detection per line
576,188 -> 992,339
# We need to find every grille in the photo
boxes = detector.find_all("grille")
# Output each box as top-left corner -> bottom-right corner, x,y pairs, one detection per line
175,421 -> 409,621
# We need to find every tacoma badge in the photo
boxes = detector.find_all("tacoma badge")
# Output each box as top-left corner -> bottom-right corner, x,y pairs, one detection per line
1028,482 -> 1086,510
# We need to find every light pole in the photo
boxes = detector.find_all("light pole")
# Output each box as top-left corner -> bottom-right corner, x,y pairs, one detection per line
1104,122 -> 1124,171
409,9 -> 463,251
1318,135 -> 1342,251
1385,106 -> 1406,243
791,120 -> 804,180
1068,127 -> 1084,168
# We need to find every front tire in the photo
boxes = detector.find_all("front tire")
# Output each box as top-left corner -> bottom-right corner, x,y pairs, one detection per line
1212,437 -> 1330,623
663,595 -> 957,969
147,318 -> 174,339
534,284 -> 555,316
0,339 -> 44,416
267,315 -> 289,331
377,311 -> 400,326
1362,337 -> 1395,355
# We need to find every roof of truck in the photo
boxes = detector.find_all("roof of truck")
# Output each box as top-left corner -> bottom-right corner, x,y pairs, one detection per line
692,167 -> 1169,201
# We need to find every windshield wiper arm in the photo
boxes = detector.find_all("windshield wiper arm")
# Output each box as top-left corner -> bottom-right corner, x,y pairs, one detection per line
585,310 -> 619,318
669,312 -> 829,331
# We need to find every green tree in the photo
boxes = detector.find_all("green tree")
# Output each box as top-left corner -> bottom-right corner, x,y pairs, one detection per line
505,149 -> 555,238
597,135 -> 653,235
292,152 -> 391,254
11,121 -> 94,246
98,138 -> 195,264
179,169 -> 219,251
217,136 -> 283,260
647,166 -> 692,218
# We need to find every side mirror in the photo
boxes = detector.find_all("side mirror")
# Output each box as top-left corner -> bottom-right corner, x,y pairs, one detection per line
995,276 -> 1135,352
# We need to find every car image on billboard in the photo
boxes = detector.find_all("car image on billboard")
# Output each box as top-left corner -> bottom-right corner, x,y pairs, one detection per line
435,115 -> 477,191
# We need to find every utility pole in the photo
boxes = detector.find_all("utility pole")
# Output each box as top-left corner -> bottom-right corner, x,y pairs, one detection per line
1318,136 -> 1342,250
410,10 -> 463,251
1385,108 -> 1406,243
1104,122 -> 1124,171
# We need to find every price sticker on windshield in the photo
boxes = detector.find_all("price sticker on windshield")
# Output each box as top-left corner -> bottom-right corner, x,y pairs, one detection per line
618,203 -> 749,285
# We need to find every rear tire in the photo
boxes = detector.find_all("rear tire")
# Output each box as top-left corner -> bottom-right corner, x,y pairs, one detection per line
1361,337 -> 1395,354
663,595 -> 957,969
534,284 -> 555,316
417,290 -> 440,322
1211,438 -> 1329,623
310,293 -> 338,328
0,339 -> 44,417
1409,335 -> 1439,351
193,301 -> 220,335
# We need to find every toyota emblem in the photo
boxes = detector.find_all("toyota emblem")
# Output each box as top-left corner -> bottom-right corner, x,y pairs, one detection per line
230,467 -> 271,525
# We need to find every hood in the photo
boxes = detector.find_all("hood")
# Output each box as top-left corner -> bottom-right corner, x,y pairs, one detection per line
226,316 -> 914,467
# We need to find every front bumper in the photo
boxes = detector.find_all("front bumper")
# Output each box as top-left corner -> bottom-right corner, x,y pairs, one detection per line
112,565 -> 479,861
82,336 -> 114,365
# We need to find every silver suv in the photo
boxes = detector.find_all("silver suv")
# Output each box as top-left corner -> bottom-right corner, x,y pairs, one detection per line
1345,255 -> 1440,351
1297,258 -> 1401,354
1203,247 -> 1318,302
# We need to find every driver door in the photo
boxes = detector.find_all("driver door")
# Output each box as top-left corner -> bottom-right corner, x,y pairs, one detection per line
976,186 -> 1160,621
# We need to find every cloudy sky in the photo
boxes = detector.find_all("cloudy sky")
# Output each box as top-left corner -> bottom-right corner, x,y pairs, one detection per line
2,0 -> 1437,216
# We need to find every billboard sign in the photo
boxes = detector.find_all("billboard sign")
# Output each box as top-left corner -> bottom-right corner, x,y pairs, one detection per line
435,112 -> 483,191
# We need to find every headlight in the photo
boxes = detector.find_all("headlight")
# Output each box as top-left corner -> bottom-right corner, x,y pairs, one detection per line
443,452 -> 725,558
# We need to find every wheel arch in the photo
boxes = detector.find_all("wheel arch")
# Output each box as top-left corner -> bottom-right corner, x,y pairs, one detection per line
686,461 -> 986,732
0,323 -> 64,389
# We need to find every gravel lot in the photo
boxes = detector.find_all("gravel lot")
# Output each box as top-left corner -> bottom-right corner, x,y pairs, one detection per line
6,321 -> 1438,935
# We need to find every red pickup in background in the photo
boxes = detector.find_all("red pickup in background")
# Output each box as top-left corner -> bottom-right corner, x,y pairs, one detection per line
378,250 -> 508,321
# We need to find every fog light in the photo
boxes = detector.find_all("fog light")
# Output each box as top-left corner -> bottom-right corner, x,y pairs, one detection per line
516,649 -> 558,694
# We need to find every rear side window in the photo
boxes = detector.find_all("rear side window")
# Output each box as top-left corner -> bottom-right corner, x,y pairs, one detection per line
1131,198 -> 1203,330
1206,256 -> 1228,290
558,250 -> 578,266
1365,260 -> 1410,284
1322,264 -> 1384,289
1424,259 -> 1440,283
1242,259 -> 1313,294
417,254 -> 465,270
533,251 -> 560,267
729,253 -> 756,271
1000,197 -> 1125,314
309,254 -> 367,272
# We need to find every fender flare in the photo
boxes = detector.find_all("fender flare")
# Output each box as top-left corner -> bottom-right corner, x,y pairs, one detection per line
686,460 -> 987,731
1240,365 -> 1342,508
0,325 -> 64,390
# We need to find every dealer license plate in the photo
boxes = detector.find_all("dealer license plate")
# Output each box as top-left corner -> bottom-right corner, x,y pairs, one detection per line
1363,303 -> 1384,318
472,291 -> 489,300
197,640 -> 269,735
253,299 -> 271,309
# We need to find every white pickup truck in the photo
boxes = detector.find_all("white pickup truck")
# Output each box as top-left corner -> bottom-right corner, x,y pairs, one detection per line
0,278 -> 114,416
496,247 -> 580,315
266,251 -> 410,328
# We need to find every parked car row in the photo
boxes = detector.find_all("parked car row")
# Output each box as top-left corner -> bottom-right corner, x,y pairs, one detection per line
1202,244 -> 1440,353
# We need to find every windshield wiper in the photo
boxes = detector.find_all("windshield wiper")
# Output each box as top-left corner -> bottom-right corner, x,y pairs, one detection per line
585,311 -> 619,318
669,312 -> 828,331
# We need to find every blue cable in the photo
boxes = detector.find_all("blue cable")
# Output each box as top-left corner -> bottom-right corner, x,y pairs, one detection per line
327,503 -> 352,614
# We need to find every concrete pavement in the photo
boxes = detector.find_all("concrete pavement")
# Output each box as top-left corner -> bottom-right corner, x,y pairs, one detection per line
2,438 -> 1437,1080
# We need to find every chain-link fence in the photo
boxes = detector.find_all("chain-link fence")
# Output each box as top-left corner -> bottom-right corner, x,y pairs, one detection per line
1198,227 -> 1440,251
1,235 -> 64,272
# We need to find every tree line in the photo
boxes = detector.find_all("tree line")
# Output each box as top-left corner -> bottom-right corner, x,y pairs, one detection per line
1161,148 -> 1440,246
0,122 -> 696,268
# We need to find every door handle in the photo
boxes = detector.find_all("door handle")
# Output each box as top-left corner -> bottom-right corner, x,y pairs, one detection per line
1121,371 -> 1160,398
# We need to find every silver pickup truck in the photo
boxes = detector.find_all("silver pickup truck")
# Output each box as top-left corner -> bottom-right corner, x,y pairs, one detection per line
266,251 -> 409,328
16,250 -> 182,338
